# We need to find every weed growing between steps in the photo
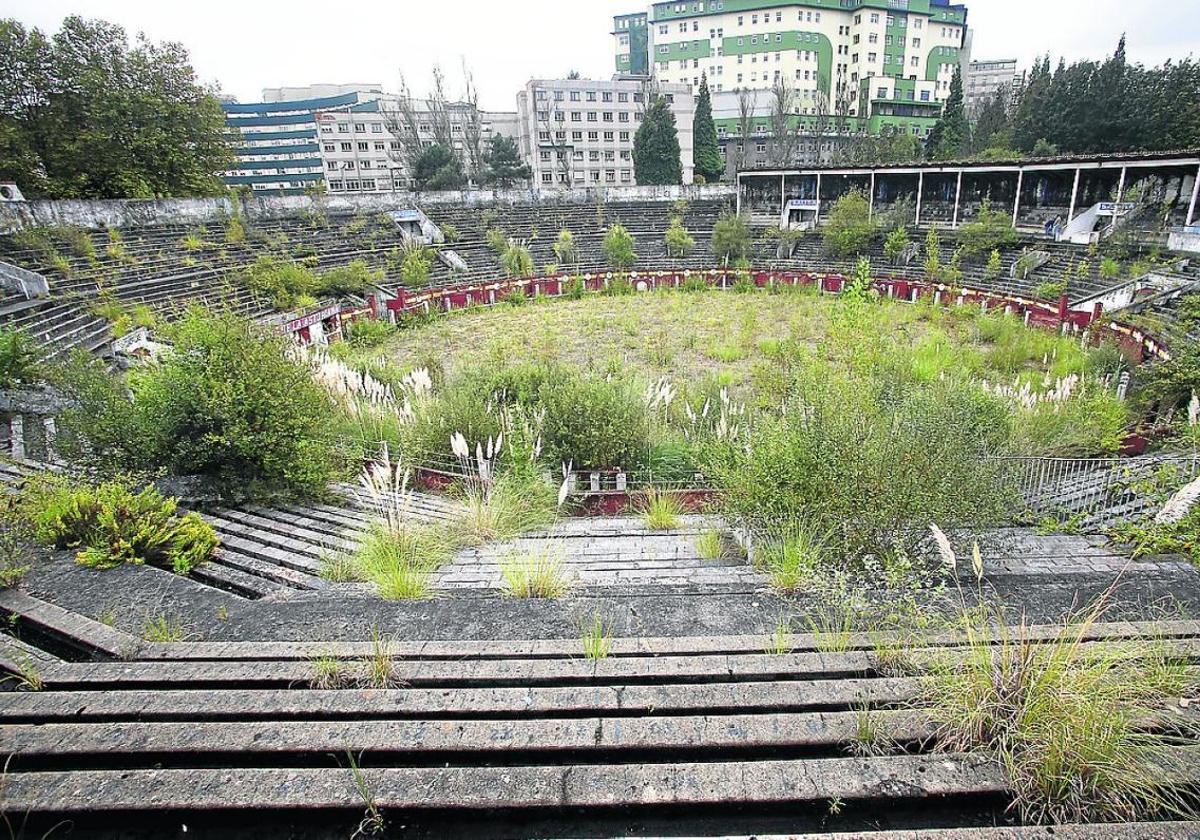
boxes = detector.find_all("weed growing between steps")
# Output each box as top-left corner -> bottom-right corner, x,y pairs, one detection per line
923,532 -> 1200,824
638,486 -> 682,530
18,474 -> 217,574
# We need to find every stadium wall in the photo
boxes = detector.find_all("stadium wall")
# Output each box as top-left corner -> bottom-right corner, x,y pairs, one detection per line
0,184 -> 737,234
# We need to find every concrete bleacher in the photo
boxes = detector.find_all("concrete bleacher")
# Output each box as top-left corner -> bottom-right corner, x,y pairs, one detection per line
0,193 -> 1191,362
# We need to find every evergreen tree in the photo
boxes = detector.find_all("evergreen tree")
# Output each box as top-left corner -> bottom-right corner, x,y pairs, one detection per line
633,95 -> 683,185
1011,56 -> 1053,153
970,89 -> 1012,154
482,134 -> 530,187
412,144 -> 465,191
692,74 -> 724,183
926,66 -> 970,160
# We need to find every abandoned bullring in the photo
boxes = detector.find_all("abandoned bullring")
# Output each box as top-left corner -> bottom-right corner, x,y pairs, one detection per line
2,149 -> 1200,837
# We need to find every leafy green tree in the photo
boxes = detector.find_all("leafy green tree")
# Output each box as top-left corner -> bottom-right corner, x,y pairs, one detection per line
956,198 -> 1018,256
692,74 -> 724,183
923,226 -> 943,282
399,247 -> 432,288
970,88 -> 1012,154
412,143 -> 465,191
52,309 -> 337,498
0,327 -> 39,388
821,188 -> 875,257
633,95 -> 682,185
0,17 -> 232,198
482,134 -> 530,187
603,223 -> 636,268
927,65 -> 970,160
985,249 -> 1003,282
883,227 -> 910,264
710,210 -> 751,264
664,216 -> 695,257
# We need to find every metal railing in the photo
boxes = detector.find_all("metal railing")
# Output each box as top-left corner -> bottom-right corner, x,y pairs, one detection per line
994,451 -> 1200,524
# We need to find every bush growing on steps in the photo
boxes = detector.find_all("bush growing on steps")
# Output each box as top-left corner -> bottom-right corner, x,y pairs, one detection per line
0,328 -> 40,389
51,307 -> 339,499
702,365 -> 1016,564
20,475 -> 218,574
314,259 -> 382,297
821,188 -> 875,257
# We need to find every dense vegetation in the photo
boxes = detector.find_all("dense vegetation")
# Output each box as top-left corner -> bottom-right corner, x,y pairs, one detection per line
52,308 -> 339,499
0,16 -> 232,198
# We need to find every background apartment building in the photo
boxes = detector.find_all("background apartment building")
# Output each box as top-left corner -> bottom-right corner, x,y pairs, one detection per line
612,0 -> 969,141
517,78 -> 695,187
222,85 -> 519,195
964,58 -> 1025,119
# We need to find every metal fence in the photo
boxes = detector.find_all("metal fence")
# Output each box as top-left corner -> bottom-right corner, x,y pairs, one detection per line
993,451 -> 1200,528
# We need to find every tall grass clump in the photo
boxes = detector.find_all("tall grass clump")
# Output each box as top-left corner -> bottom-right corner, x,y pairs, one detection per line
638,486 -> 683,530
754,522 -> 829,592
501,544 -> 570,598
926,601 -> 1198,824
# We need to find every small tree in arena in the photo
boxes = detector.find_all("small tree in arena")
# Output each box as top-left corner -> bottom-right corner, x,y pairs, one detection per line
664,216 -> 695,258
603,223 -> 636,269
633,96 -> 683,185
483,135 -> 531,188
553,229 -> 577,264
821,188 -> 875,257
883,227 -> 910,265
710,210 -> 751,266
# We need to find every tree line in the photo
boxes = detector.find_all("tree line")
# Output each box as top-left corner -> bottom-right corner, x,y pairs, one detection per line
0,16 -> 233,199
928,36 -> 1200,161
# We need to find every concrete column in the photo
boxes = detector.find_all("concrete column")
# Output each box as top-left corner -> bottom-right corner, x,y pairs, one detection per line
10,415 -> 24,461
735,173 -> 742,216
1115,166 -> 1127,203
43,417 -> 56,463
869,172 -> 876,218
951,171 -> 963,228
780,173 -> 786,218
1187,164 -> 1200,227
1067,167 -> 1081,223
815,172 -> 822,223
1012,169 -> 1024,227
915,172 -> 924,226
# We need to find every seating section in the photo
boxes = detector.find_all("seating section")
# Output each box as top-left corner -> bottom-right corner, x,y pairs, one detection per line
0,197 -> 1186,360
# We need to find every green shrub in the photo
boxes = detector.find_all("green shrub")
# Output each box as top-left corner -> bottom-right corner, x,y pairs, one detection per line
956,198 -> 1018,256
704,368 -> 1015,562
883,227 -> 910,263
53,308 -> 339,499
664,216 -> 695,258
439,222 -> 459,243
0,328 -> 39,389
603,223 -> 636,269
821,188 -> 875,257
399,246 -> 433,288
21,476 -> 217,574
225,216 -> 246,244
242,255 -> 317,309
345,317 -> 395,347
316,259 -> 382,297
710,210 -> 751,264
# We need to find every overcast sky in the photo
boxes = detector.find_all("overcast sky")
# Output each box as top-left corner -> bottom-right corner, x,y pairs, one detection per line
6,0 -> 1198,110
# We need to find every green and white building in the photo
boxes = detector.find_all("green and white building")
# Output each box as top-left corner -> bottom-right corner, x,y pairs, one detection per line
612,0 -> 969,141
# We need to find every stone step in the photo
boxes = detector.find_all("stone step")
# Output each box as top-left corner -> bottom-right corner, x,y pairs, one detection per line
0,678 -> 917,722
0,752 -> 1010,813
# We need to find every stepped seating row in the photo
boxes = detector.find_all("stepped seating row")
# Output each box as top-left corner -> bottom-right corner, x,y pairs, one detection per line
0,196 -> 1185,360
1,587 -> 1197,837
